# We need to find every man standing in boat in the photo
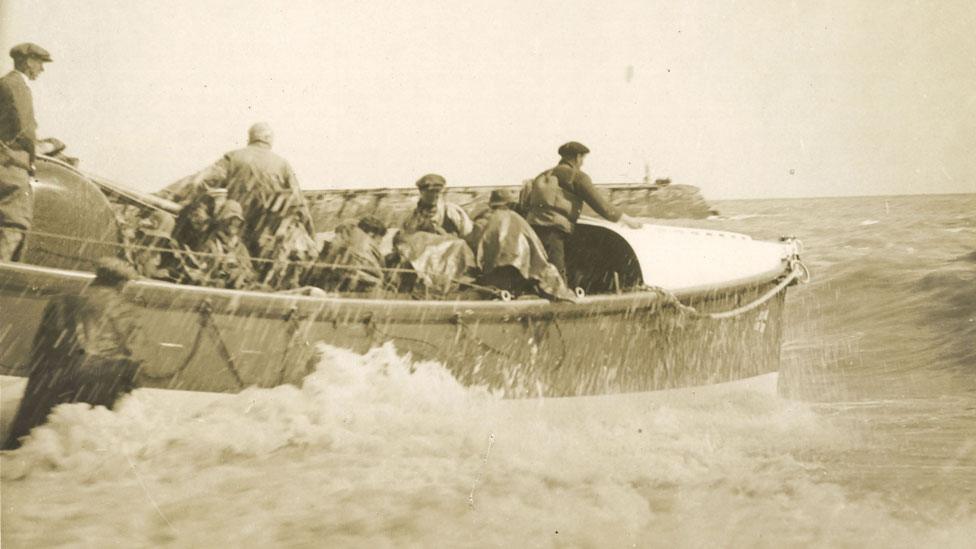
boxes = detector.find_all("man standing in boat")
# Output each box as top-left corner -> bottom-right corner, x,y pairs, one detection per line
0,43 -> 53,261
401,173 -> 473,238
174,122 -> 315,276
520,141 -> 643,282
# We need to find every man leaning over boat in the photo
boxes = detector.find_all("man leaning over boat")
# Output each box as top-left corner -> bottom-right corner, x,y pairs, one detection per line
520,141 -> 643,283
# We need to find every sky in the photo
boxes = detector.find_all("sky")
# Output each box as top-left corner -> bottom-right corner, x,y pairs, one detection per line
1,0 -> 974,199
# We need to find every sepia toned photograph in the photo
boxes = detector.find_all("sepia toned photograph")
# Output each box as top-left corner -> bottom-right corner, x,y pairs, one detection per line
1,1 -> 974,546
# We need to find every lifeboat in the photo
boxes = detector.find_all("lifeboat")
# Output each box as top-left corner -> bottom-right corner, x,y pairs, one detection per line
0,156 -> 806,397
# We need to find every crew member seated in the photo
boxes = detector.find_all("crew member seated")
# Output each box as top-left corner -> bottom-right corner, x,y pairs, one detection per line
467,189 -> 576,301
308,215 -> 387,293
168,194 -> 217,285
130,210 -> 178,280
401,173 -> 473,238
256,193 -> 318,290
200,199 -> 257,290
388,228 -> 478,299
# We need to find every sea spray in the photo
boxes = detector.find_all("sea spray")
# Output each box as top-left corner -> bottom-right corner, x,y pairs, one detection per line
6,342 -> 967,547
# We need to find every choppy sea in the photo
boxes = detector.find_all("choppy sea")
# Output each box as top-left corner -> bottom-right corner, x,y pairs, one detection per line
2,193 -> 974,548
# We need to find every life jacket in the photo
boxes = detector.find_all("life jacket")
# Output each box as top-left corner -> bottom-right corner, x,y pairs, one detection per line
518,167 -> 582,233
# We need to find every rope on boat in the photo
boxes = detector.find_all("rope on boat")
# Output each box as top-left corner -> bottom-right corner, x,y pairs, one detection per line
9,226 -> 513,300
135,298 -> 247,389
694,257 -> 809,321
9,228 -> 810,320
451,312 -> 522,361
196,299 -> 247,389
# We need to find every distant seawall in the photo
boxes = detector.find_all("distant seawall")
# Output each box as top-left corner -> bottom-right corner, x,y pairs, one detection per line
305,182 -> 715,230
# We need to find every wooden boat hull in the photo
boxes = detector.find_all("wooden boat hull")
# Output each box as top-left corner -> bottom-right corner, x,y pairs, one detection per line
0,156 -> 799,397
0,261 -> 786,397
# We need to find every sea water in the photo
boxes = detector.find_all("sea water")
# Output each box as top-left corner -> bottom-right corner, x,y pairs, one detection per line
2,193 -> 974,548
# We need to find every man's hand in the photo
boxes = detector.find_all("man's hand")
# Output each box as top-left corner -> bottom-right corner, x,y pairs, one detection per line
36,137 -> 66,156
619,214 -> 643,230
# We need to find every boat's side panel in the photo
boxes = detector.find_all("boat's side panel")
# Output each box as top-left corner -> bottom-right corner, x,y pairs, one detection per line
0,263 -> 786,396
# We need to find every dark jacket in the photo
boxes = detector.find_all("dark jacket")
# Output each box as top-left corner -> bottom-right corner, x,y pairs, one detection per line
31,285 -> 145,364
315,223 -> 385,292
2,283 -> 145,450
0,70 -> 36,229
522,161 -> 621,234
0,70 -> 36,151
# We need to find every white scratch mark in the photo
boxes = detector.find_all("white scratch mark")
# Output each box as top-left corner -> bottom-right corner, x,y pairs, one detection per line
468,432 -> 496,510
124,452 -> 173,528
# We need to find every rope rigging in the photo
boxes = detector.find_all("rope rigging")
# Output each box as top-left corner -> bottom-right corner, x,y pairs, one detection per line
8,226 -> 514,299
6,227 -> 809,320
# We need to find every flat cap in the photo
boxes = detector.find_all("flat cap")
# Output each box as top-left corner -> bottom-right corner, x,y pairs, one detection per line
415,173 -> 446,190
488,188 -> 518,208
94,257 -> 138,285
557,141 -> 590,157
9,43 -> 52,62
357,215 -> 387,237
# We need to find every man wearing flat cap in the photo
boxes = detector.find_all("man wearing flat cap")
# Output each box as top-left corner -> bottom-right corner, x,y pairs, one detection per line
519,141 -> 642,282
401,173 -> 473,238
0,42 -> 53,261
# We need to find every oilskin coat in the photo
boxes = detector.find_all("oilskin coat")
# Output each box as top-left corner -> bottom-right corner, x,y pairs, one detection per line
391,231 -> 478,297
467,207 -> 576,301
196,143 -> 315,260
314,223 -> 385,292
2,285 -> 144,450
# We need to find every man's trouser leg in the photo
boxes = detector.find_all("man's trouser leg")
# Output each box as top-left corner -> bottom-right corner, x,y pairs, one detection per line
530,226 -> 567,283
0,225 -> 25,261
2,357 -> 140,450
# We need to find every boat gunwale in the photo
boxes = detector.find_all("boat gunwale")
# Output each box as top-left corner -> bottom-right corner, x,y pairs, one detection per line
0,259 -> 789,324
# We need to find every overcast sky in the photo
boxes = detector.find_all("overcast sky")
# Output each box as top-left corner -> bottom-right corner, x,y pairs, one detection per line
1,1 -> 973,199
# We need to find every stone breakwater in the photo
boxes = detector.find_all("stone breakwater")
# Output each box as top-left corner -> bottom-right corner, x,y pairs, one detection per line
305,183 -> 715,231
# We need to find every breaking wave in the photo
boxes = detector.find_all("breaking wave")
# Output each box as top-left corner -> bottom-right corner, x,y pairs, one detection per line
2,343 -> 973,547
